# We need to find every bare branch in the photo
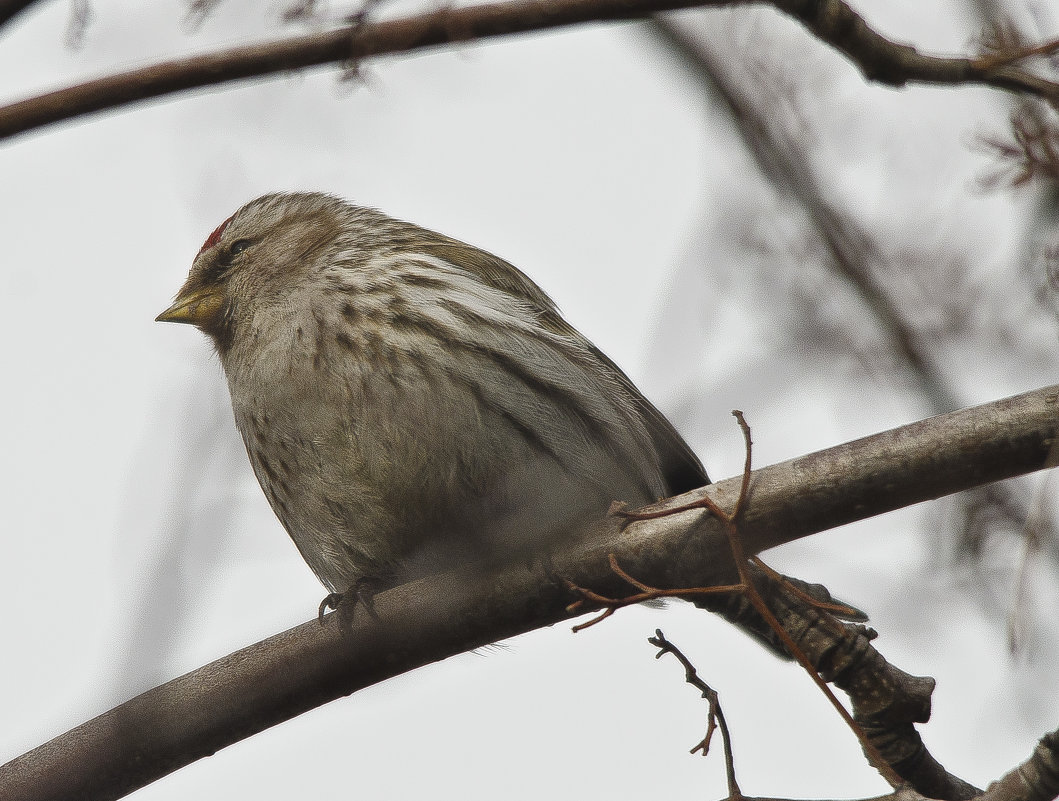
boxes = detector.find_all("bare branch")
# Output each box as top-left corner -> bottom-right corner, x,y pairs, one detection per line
5,0 -> 1059,141
978,105 -> 1059,188
0,0 -> 712,140
760,573 -> 978,800
649,629 -> 741,795
775,0 -> 1059,99
0,385 -> 1055,801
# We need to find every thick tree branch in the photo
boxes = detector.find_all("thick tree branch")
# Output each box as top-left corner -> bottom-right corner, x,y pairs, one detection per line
758,571 -> 979,800
3,0 -> 1059,141
0,385 -> 1056,801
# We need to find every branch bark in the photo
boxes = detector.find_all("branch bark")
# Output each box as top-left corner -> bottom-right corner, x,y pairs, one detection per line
3,0 -> 1059,141
1,384 -> 1056,801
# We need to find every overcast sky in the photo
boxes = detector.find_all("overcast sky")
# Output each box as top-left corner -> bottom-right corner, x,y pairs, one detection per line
2,1 -> 1058,799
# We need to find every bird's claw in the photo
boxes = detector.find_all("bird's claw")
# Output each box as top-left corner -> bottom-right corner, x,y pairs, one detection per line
317,579 -> 381,627
318,592 -> 344,624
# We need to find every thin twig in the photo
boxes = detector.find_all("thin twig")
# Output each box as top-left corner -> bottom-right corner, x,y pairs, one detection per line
749,556 -> 865,620
649,629 -> 741,797
731,410 -> 753,521
564,562 -> 745,632
592,411 -> 906,786
975,35 -> 1059,70
711,416 -> 904,788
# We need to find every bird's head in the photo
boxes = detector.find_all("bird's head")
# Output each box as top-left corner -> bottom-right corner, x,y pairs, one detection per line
156,193 -> 349,353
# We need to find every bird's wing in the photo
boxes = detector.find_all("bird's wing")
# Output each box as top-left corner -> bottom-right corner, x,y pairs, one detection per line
418,235 -> 709,496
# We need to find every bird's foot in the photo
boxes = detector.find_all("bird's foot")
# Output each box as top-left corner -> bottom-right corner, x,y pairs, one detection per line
317,577 -> 382,626
318,592 -> 344,624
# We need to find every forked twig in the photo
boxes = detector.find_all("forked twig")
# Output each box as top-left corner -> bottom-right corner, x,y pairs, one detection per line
564,555 -> 744,632
568,410 -> 904,788
649,629 -> 740,797
974,35 -> 1059,71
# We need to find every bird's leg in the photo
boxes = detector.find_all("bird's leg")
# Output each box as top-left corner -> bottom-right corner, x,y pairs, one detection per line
318,592 -> 343,624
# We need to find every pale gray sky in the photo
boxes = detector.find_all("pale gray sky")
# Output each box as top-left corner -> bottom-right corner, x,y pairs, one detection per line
1,1 -> 1057,799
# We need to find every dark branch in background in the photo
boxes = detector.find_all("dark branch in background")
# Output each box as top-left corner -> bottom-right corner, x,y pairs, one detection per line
0,385 -> 1055,801
961,5 -> 1059,571
3,0 -> 1059,141
777,0 -> 1059,99
64,0 -> 92,50
968,2 -> 1059,337
186,0 -> 223,22
975,14 -> 1059,188
0,0 -> 40,31
280,0 -> 325,24
970,7 -> 1059,327
647,16 -> 959,415
649,9 -> 1059,598
0,0 -> 708,140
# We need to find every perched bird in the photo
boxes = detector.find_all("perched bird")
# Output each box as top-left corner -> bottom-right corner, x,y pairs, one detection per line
157,192 -> 708,599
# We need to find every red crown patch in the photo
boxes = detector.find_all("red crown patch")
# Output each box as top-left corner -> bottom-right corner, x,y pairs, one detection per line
198,214 -> 236,256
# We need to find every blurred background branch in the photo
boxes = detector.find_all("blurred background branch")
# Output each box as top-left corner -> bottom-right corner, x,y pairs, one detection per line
0,0 -> 38,30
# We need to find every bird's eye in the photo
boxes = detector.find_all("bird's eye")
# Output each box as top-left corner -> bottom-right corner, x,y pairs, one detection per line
208,238 -> 253,281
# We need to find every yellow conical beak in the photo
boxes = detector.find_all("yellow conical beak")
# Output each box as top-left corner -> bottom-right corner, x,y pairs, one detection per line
156,286 -> 224,326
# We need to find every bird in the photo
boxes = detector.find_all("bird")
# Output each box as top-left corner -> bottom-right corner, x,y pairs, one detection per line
157,192 -> 708,603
